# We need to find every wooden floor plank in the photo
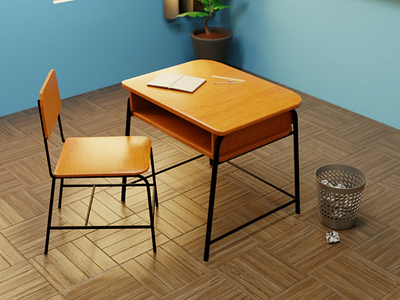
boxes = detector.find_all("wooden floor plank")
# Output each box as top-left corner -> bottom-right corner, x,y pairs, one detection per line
217,246 -> 304,299
313,251 -> 400,299
0,261 -> 58,299
159,271 -> 250,300
270,276 -> 343,300
0,82 -> 400,298
356,226 -> 400,276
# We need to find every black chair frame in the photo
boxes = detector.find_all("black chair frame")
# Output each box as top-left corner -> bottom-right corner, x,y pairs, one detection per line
38,100 -> 158,255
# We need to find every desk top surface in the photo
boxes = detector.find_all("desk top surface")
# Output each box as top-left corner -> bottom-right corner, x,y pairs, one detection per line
122,60 -> 302,136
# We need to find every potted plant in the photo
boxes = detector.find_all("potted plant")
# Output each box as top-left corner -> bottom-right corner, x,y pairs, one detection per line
178,0 -> 232,62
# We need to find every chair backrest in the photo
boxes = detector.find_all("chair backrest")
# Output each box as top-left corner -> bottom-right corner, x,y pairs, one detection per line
39,70 -> 62,139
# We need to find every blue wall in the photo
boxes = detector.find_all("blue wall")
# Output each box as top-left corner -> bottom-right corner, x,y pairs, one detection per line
1,0 -> 400,130
0,0 -> 201,116
227,0 -> 400,129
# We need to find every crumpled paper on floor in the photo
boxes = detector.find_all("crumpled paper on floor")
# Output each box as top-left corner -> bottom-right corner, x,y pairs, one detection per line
326,231 -> 340,244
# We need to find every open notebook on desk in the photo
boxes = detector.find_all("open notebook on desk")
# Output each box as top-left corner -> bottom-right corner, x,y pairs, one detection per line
147,73 -> 206,93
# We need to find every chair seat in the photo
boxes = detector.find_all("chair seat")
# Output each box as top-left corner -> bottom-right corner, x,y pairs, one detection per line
54,136 -> 151,177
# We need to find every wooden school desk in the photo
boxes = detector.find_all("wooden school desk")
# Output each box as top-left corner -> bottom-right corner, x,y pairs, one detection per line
122,60 -> 302,261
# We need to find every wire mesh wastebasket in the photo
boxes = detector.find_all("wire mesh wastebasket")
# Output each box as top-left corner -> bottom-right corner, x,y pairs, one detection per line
315,164 -> 366,230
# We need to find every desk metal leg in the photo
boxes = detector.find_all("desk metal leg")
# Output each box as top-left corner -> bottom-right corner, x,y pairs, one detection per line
204,136 -> 224,262
292,110 -> 300,214
203,110 -> 300,261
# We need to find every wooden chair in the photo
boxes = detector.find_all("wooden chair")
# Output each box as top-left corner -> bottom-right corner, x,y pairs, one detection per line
38,70 -> 157,254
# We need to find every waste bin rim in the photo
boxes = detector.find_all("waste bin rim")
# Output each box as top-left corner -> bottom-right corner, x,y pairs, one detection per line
315,163 -> 366,191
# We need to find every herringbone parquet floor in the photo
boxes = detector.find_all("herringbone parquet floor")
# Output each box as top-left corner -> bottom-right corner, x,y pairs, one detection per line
0,78 -> 399,299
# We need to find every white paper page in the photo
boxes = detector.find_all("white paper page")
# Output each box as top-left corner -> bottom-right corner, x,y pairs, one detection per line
171,76 -> 206,93
147,73 -> 183,89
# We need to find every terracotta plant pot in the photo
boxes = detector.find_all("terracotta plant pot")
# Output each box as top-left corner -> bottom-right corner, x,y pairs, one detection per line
190,27 -> 232,63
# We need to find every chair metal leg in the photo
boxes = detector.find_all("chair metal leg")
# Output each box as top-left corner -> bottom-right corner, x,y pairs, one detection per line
292,110 -> 300,214
45,178 -> 56,255
58,178 -> 64,209
125,97 -> 131,136
122,97 -> 131,204
121,177 -> 127,202
204,136 -> 224,262
144,177 -> 157,252
150,149 -> 158,207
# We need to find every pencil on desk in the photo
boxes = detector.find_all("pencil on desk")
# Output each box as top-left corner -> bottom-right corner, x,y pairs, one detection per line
214,82 -> 242,84
211,75 -> 246,82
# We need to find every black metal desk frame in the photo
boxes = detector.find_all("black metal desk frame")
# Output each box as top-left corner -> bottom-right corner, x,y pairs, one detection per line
126,99 -> 300,262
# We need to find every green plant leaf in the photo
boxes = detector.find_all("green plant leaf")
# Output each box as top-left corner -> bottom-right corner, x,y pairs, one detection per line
200,0 -> 211,6
213,5 -> 231,11
177,0 -> 231,18
177,11 -> 209,18
212,0 -> 223,6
